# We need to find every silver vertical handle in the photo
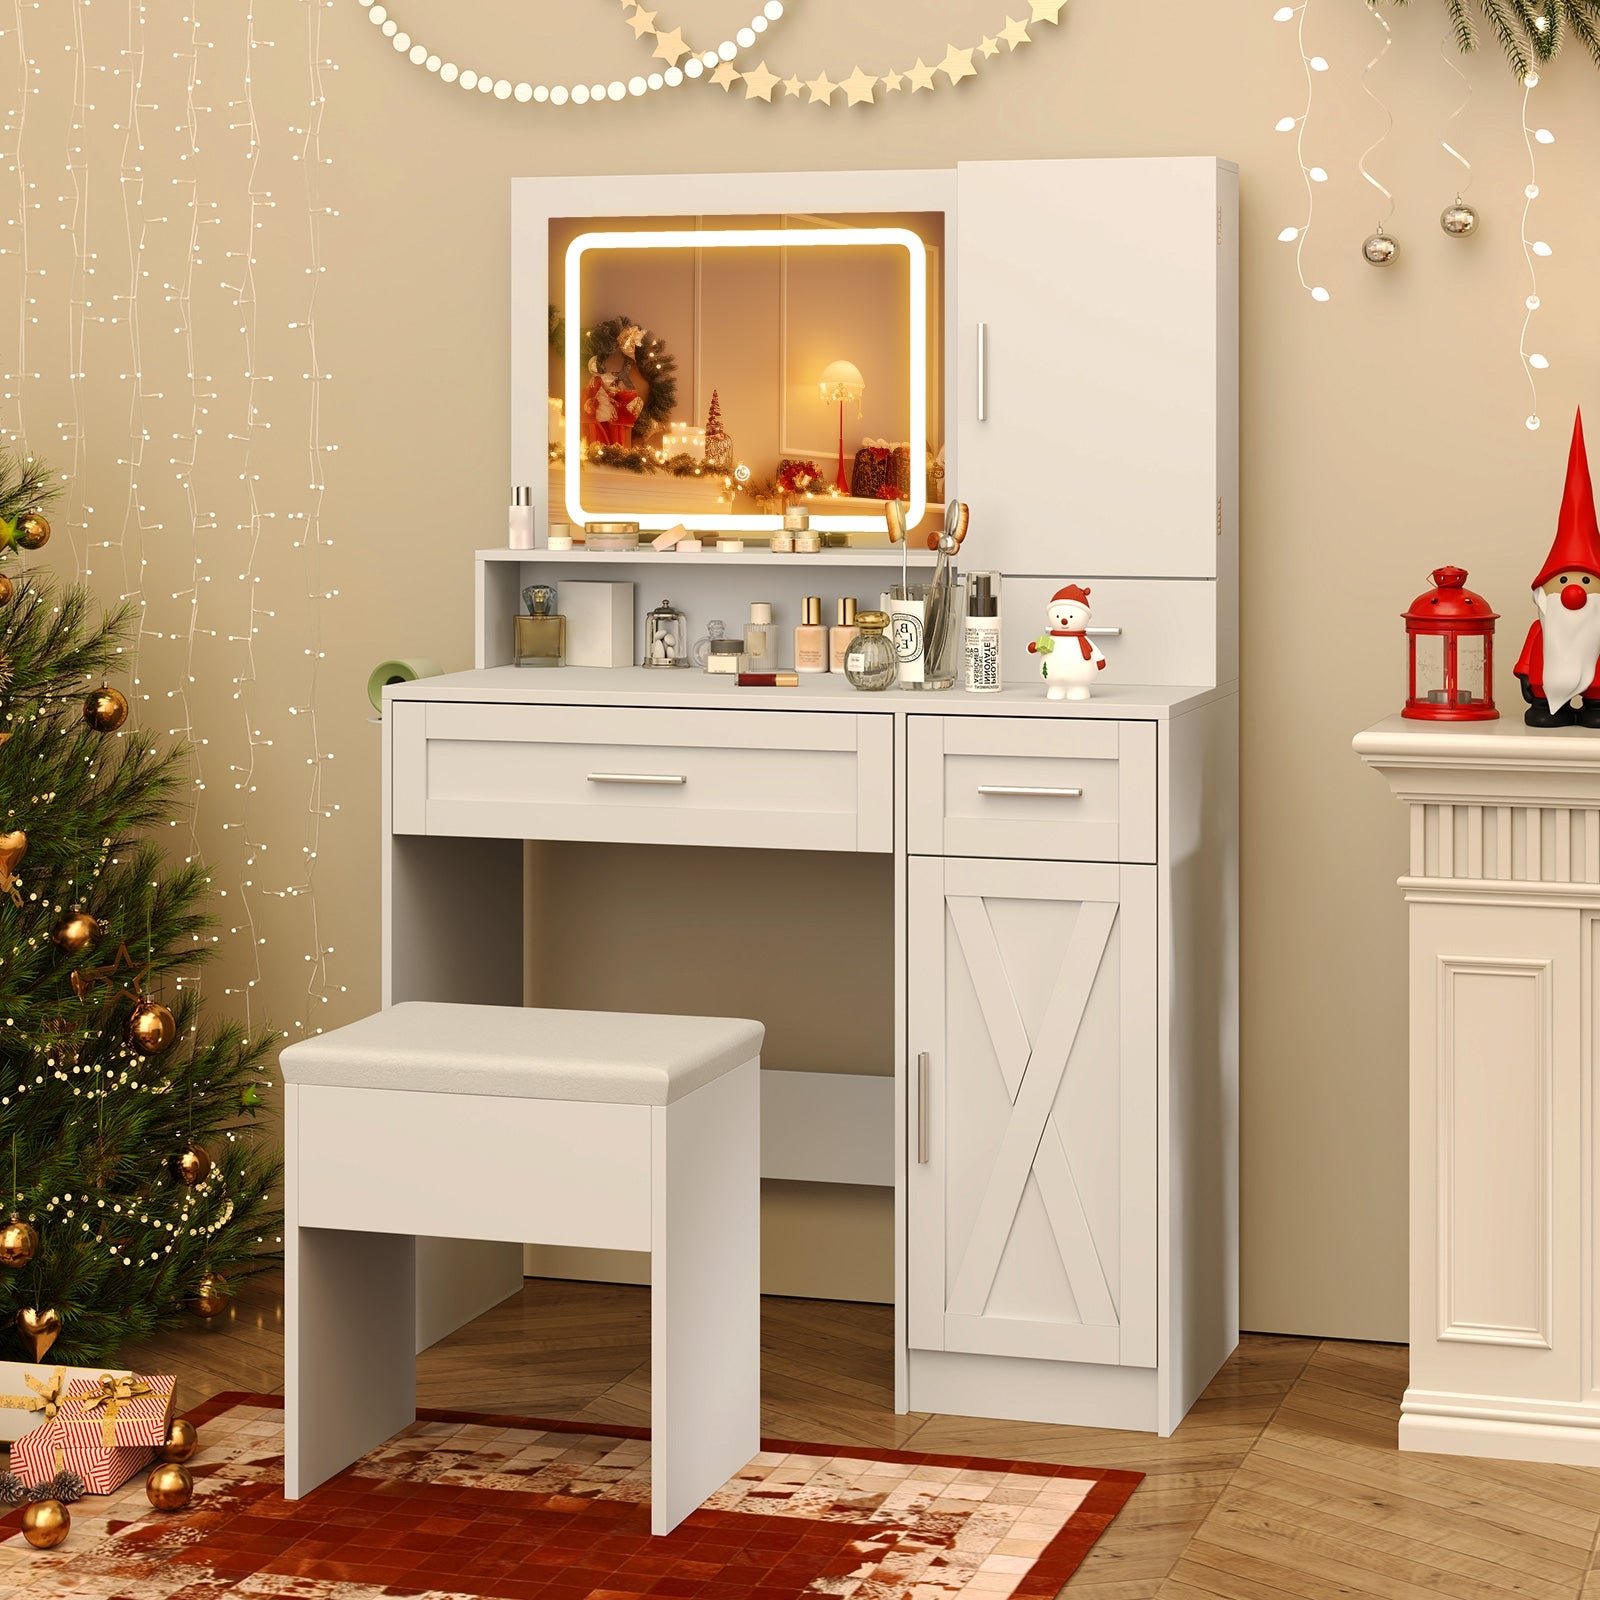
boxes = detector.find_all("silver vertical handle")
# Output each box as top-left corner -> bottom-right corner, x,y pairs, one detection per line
917,1052 -> 930,1164
975,323 -> 988,422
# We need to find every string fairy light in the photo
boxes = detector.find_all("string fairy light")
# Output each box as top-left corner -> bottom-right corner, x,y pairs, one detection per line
1517,65 -> 1552,432
1356,1 -> 1398,264
1272,1 -> 1331,302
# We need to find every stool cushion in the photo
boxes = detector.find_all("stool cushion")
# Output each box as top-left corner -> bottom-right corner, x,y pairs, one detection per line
279,1002 -> 763,1106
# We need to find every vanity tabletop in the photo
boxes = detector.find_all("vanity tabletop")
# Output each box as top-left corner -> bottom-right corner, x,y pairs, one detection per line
385,666 -> 1230,722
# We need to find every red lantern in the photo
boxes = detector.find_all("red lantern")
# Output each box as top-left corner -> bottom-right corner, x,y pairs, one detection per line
1403,566 -> 1499,721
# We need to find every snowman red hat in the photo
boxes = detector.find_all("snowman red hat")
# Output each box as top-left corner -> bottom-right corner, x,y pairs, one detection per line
1051,584 -> 1092,610
1513,409 -> 1600,726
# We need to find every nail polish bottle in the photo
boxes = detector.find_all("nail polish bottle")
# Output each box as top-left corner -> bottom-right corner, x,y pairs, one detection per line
795,596 -> 828,673
830,598 -> 859,673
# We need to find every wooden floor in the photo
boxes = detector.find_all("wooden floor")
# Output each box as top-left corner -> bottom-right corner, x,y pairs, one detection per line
125,1273 -> 1600,1599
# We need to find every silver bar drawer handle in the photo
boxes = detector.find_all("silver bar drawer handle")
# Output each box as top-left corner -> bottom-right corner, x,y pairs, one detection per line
587,772 -> 687,787
977,784 -> 1083,800
976,323 -> 988,422
1086,627 -> 1122,638
917,1052 -> 930,1165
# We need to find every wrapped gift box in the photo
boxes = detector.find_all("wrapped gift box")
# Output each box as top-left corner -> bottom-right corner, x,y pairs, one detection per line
10,1373 -> 174,1494
0,1362 -> 133,1444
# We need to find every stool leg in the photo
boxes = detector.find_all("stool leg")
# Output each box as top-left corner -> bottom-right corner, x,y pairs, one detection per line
650,1059 -> 761,1536
285,1224 -> 417,1498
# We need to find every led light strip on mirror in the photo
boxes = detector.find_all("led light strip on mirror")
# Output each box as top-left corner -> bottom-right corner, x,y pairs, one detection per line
353,0 -> 1067,108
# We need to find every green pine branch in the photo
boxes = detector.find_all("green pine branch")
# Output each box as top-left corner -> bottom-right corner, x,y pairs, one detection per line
1383,0 -> 1600,75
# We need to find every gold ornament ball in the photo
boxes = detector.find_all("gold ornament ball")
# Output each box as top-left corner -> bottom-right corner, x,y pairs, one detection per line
14,513 -> 49,551
128,1000 -> 176,1056
1441,201 -> 1479,237
0,572 -> 14,606
185,1272 -> 229,1318
20,1498 -> 70,1549
1362,230 -> 1399,266
162,1416 -> 199,1463
171,1144 -> 211,1187
145,1461 -> 193,1512
15,1305 -> 60,1362
0,1215 -> 37,1268
51,910 -> 98,957
83,685 -> 129,734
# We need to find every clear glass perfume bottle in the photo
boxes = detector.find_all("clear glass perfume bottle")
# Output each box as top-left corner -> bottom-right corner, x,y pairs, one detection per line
844,610 -> 898,691
515,583 -> 566,667
744,602 -> 779,674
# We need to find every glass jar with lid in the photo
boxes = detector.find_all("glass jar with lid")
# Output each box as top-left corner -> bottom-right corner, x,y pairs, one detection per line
843,610 -> 898,691
643,598 -> 691,669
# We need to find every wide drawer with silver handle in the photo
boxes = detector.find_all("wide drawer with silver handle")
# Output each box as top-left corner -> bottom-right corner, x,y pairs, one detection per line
391,701 -> 894,853
907,716 -> 1156,862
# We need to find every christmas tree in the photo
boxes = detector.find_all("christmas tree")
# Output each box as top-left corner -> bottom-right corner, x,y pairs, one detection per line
703,389 -> 731,471
0,452 -> 280,1366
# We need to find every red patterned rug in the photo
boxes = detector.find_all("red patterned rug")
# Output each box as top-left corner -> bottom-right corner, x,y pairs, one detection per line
0,1392 -> 1141,1599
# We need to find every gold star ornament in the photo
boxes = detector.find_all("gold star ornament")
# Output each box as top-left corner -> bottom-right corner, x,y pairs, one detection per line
651,26 -> 687,65
938,45 -> 977,85
1000,16 -> 1032,47
840,65 -> 877,105
627,6 -> 657,37
806,71 -> 837,103
904,57 -> 937,91
709,59 -> 740,90
742,60 -> 780,100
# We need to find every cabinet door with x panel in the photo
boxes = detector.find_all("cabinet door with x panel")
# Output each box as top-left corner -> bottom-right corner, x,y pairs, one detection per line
908,855 -> 1157,1368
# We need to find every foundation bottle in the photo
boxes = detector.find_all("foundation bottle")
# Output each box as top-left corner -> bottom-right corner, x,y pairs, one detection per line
830,598 -> 859,673
795,596 -> 828,673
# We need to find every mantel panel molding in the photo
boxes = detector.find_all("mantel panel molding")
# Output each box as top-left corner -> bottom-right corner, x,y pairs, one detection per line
1359,715 -> 1591,1466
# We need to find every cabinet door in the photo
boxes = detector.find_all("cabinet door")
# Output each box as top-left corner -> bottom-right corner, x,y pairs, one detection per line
908,856 -> 1156,1367
956,157 -> 1225,579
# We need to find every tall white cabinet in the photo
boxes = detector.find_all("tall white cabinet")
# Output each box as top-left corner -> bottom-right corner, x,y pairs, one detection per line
398,155 -> 1239,1437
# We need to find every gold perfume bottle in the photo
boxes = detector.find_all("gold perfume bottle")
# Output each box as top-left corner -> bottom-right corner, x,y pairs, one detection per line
515,583 -> 566,668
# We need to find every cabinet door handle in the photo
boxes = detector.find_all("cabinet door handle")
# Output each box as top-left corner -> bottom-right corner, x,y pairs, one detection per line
586,772 -> 687,786
916,1052 -> 930,1165
1086,627 -> 1122,638
977,784 -> 1083,800
975,323 -> 988,422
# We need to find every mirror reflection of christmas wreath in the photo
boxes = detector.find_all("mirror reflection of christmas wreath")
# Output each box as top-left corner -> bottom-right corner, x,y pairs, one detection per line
576,316 -> 679,444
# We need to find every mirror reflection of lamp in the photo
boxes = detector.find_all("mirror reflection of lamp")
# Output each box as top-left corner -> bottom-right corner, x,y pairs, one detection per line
820,359 -> 865,495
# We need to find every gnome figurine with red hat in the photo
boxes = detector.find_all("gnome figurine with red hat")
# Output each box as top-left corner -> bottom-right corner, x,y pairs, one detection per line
1029,584 -> 1107,701
1514,411 -> 1600,728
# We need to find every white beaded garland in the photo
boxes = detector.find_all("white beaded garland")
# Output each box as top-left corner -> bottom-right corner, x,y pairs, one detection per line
355,0 -> 786,109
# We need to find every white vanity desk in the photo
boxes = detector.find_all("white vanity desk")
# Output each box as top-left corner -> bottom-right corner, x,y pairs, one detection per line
383,155 -> 1239,1438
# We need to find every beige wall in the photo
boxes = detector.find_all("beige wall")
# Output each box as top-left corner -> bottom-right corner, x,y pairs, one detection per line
11,0 -> 1600,1342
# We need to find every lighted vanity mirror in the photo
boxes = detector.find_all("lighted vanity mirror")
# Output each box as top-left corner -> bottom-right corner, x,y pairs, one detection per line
548,212 -> 945,542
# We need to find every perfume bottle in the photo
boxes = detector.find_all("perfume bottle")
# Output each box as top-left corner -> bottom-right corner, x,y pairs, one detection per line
844,610 -> 897,691
514,583 -> 566,668
963,572 -> 1002,693
509,485 -> 534,550
830,598 -> 859,672
795,596 -> 828,673
744,602 -> 779,674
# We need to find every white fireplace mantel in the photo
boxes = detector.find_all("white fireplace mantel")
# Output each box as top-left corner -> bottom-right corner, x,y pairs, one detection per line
1356,713 -> 1600,1467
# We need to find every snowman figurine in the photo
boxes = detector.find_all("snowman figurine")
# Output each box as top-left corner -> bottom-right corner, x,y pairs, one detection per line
1028,584 -> 1107,701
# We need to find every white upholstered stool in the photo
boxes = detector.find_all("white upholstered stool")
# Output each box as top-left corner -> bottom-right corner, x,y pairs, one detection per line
279,1000 -> 763,1535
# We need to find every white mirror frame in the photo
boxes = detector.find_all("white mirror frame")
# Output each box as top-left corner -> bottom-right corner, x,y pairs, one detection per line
511,168 -> 957,547
564,227 -> 927,535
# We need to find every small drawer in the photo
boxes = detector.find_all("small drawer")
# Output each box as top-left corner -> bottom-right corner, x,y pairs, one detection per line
908,716 -> 1156,862
392,701 -> 894,853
